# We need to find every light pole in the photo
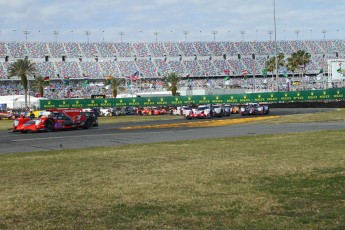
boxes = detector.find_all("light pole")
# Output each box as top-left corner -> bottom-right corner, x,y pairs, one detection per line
322,29 -> 327,40
252,54 -> 256,92
273,0 -> 279,91
119,31 -> 124,43
154,31 -> 159,42
211,30 -> 218,41
85,30 -> 91,43
268,30 -> 273,41
295,30 -> 300,40
71,30 -> 74,42
240,30 -> 246,41
183,31 -> 189,41
23,30 -> 30,42
53,30 -> 59,43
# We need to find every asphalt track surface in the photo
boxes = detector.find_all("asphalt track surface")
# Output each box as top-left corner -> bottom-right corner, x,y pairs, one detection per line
1,108 -> 344,154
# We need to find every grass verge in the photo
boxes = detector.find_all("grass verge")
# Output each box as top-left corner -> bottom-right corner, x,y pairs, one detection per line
0,130 -> 344,229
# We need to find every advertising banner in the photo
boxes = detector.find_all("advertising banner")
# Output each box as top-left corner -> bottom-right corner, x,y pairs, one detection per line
40,88 -> 345,109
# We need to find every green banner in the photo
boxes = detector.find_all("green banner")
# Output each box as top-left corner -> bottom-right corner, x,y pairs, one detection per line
40,88 -> 345,109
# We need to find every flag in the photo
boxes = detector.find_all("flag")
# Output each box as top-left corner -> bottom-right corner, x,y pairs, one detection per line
261,68 -> 268,77
63,76 -> 69,86
242,70 -> 248,79
44,76 -> 50,86
131,71 -> 140,81
83,74 -> 89,85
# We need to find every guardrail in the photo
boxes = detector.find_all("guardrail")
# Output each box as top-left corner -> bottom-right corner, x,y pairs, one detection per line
40,88 -> 345,109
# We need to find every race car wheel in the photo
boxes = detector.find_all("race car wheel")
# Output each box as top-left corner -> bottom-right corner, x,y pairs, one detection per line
44,119 -> 54,132
83,118 -> 92,129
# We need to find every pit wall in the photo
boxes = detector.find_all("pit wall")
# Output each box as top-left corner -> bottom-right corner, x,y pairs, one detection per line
40,88 -> 345,109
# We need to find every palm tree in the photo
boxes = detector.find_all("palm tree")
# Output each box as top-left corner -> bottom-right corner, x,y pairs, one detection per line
7,59 -> 37,109
109,77 -> 124,98
31,76 -> 45,97
164,72 -> 180,96
286,54 -> 299,80
294,50 -> 311,75
265,53 -> 285,77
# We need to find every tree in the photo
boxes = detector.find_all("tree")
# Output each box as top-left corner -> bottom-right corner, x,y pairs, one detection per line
109,77 -> 124,98
7,59 -> 37,109
265,53 -> 285,77
31,76 -> 45,97
286,54 -> 299,80
294,50 -> 311,75
164,72 -> 181,96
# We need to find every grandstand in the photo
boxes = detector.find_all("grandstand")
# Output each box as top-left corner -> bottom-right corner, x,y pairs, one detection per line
0,40 -> 344,100
0,40 -> 343,80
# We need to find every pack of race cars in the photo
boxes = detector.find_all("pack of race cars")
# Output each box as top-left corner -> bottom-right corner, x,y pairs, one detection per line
185,103 -> 269,119
10,102 -> 270,133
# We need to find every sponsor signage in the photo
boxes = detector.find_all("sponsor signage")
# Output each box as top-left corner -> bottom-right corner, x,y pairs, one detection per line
40,89 -> 345,109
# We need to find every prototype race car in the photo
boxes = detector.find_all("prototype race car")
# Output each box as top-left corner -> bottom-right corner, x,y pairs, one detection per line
13,108 -> 98,133
240,103 -> 270,116
186,105 -> 212,119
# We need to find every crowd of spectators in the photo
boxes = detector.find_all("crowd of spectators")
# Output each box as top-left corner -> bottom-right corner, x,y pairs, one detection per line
1,75 -> 342,100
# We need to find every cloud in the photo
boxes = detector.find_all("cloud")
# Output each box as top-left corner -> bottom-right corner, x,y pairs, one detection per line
0,0 -> 343,42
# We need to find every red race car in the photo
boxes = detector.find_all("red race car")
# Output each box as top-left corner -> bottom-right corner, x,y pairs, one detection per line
13,108 -> 98,133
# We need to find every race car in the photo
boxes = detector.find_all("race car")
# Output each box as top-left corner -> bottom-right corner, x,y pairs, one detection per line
231,105 -> 240,114
211,105 -> 226,118
13,108 -> 98,133
223,104 -> 233,116
186,105 -> 212,119
240,103 -> 270,116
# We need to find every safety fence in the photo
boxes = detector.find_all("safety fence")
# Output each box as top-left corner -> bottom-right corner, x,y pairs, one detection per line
40,88 -> 345,109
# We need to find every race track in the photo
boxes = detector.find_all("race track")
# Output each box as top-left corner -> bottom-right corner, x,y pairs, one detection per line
1,108 -> 344,154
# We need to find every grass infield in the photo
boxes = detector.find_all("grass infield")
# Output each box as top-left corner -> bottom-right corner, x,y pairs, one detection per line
0,129 -> 344,228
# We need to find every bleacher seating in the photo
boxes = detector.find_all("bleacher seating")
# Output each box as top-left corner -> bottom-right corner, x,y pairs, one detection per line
7,42 -> 28,58
114,43 -> 134,57
0,43 -> 8,57
135,59 -> 155,77
164,42 -> 180,56
153,59 -> 171,77
79,43 -> 98,58
147,42 -> 167,57
167,60 -> 186,75
64,42 -> 82,58
95,42 -> 117,58
26,42 -> 49,58
0,40 -> 343,81
177,42 -> 197,56
117,60 -> 138,77
99,61 -> 121,77
132,42 -> 150,57
193,42 -> 210,56
55,61 -> 81,79
221,42 -> 239,56
197,60 -> 217,76
79,61 -> 103,78
35,61 -> 55,78
47,42 -> 66,58
206,42 -> 225,56
182,60 -> 203,77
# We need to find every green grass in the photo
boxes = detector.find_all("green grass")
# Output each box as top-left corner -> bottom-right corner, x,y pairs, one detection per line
0,130 -> 344,229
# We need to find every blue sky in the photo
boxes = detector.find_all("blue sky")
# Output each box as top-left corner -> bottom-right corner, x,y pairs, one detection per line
0,0 -> 343,43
